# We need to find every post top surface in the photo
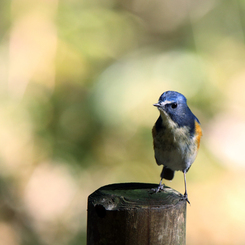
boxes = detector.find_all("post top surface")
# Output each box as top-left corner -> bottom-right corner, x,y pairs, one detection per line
88,182 -> 185,210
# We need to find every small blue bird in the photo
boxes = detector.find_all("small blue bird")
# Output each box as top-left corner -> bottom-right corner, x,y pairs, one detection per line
152,91 -> 202,203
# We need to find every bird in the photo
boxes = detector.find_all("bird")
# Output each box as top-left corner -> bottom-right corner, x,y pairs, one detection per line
152,91 -> 202,204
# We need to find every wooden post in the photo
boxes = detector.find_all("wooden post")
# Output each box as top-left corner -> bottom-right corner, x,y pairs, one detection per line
87,183 -> 186,245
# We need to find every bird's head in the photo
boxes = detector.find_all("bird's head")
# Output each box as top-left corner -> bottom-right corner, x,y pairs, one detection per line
154,91 -> 197,129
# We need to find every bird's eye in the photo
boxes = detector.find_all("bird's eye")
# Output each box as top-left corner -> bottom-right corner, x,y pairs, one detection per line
171,103 -> 177,109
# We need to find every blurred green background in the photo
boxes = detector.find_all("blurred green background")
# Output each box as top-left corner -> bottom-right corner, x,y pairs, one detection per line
1,0 -> 245,244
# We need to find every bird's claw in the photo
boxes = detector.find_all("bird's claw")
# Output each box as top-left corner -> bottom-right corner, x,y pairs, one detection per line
180,192 -> 190,204
151,184 -> 165,193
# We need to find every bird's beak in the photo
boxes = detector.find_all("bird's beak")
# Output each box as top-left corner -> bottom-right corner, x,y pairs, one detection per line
153,103 -> 161,107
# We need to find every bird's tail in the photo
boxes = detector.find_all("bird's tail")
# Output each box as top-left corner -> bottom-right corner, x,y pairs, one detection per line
160,166 -> 175,180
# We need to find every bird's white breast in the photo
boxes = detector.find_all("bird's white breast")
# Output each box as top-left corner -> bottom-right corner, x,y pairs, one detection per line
153,111 -> 197,172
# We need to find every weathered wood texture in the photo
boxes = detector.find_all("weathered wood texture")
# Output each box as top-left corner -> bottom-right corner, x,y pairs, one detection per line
87,183 -> 186,245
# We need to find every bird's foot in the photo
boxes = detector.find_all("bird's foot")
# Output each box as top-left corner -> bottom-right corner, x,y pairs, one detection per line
151,183 -> 165,193
180,192 -> 190,205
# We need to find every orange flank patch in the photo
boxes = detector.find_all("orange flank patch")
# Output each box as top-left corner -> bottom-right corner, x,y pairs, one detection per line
195,120 -> 202,149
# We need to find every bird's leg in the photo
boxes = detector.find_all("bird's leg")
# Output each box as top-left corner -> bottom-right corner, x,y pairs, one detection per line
181,171 -> 190,204
156,179 -> 165,192
156,178 -> 165,192
151,178 -> 165,193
